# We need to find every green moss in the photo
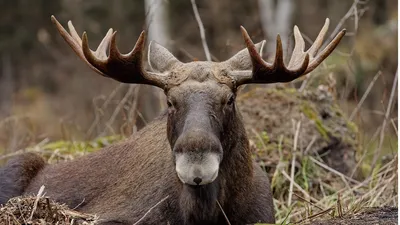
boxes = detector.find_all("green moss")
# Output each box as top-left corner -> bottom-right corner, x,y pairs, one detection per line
301,103 -> 329,140
28,135 -> 123,159
300,157 -> 310,191
346,120 -> 359,134
315,119 -> 329,140
283,87 -> 298,94
301,103 -> 317,119
260,131 -> 270,143
331,104 -> 344,117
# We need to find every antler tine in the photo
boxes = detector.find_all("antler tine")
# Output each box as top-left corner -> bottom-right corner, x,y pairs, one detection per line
273,34 -> 309,73
239,26 -> 270,69
235,26 -> 309,85
109,31 -> 122,59
274,35 -> 286,70
290,18 -> 346,74
288,25 -> 306,69
52,16 -> 166,88
305,27 -> 346,73
232,19 -> 345,86
67,21 -> 82,46
96,28 -> 114,60
82,32 -> 107,70
51,15 -> 106,76
67,19 -> 113,61
308,18 -> 330,57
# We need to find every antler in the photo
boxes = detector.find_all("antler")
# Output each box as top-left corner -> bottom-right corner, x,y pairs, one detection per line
231,19 -> 346,86
51,16 -> 166,88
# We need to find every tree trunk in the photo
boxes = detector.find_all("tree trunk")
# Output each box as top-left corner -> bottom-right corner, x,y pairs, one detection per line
136,0 -> 169,129
258,0 -> 294,60
0,54 -> 13,118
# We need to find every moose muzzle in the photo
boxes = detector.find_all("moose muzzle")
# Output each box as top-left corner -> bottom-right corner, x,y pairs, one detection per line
173,129 -> 222,186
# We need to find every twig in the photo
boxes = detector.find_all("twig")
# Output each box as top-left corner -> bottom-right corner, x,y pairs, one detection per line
280,170 -> 319,203
390,118 -> 398,135
190,0 -> 211,61
72,198 -> 86,210
132,195 -> 169,225
45,198 -> 53,220
293,193 -> 324,211
87,83 -> 125,138
349,71 -> 381,121
368,174 -> 395,206
350,125 -> 382,178
100,85 -> 137,136
299,0 -> 365,92
336,193 -> 343,218
309,157 -> 360,184
216,200 -> 231,225
324,0 -> 361,48
289,157 -> 396,221
371,69 -> 398,172
303,135 -> 317,155
29,185 -> 46,221
125,85 -> 141,136
295,207 -> 334,224
288,121 -> 301,207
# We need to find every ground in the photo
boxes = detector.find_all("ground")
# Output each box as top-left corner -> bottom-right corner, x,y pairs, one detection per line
304,207 -> 397,225
238,85 -> 358,177
0,86 -> 397,224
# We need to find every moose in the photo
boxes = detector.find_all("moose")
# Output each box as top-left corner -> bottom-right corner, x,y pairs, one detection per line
0,16 -> 345,225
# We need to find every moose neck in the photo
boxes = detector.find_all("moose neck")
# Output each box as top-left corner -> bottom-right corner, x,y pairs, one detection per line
219,106 -> 254,198
177,106 -> 253,223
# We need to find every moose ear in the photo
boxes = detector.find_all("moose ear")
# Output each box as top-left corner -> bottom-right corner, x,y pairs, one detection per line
224,41 -> 265,70
148,41 -> 182,73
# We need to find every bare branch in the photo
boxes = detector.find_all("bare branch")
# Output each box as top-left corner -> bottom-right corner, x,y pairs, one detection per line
288,120 -> 301,207
371,69 -> 398,172
216,200 -> 231,225
133,195 -> 169,225
349,71 -> 382,121
190,0 -> 211,61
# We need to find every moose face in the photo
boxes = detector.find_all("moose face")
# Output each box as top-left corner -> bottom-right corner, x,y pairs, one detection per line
146,41 -> 266,186
164,65 -> 237,186
145,41 -> 266,186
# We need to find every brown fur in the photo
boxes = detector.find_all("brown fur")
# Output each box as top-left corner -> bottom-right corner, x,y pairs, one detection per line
0,153 -> 46,204
12,112 -> 274,224
0,43 -> 274,224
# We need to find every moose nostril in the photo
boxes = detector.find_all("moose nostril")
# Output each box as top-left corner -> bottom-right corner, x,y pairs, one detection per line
193,177 -> 202,185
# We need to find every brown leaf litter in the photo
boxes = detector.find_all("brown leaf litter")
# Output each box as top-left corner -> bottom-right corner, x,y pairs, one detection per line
0,196 -> 97,225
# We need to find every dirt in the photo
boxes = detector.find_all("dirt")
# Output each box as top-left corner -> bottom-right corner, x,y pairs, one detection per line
237,85 -> 359,176
1,196 -> 396,225
304,207 -> 398,225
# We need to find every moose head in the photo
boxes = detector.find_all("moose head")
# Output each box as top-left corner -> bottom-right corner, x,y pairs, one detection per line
51,16 -> 345,187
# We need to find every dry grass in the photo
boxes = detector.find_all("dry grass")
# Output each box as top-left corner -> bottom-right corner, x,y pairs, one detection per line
276,157 -> 396,224
0,83 -> 397,224
0,195 -> 97,225
0,114 -> 396,225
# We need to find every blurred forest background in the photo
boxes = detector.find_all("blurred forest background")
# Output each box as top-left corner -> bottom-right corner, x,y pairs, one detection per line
0,0 -> 397,152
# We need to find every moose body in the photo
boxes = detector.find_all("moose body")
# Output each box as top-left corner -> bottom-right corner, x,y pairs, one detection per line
22,110 -> 273,224
0,16 -> 345,225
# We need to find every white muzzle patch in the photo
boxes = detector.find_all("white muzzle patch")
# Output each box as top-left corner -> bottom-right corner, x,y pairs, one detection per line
175,152 -> 220,186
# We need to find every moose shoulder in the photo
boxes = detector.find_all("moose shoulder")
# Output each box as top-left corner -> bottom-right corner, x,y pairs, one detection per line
0,16 -> 345,225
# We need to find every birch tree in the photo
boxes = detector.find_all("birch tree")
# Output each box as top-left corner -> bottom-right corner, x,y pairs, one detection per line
138,0 -> 170,127
258,0 -> 294,58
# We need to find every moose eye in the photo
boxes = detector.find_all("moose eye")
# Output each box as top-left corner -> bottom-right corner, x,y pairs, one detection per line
167,100 -> 173,107
227,95 -> 235,105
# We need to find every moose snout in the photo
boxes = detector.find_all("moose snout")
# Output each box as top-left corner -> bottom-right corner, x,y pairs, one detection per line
173,129 -> 222,186
175,153 -> 220,186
